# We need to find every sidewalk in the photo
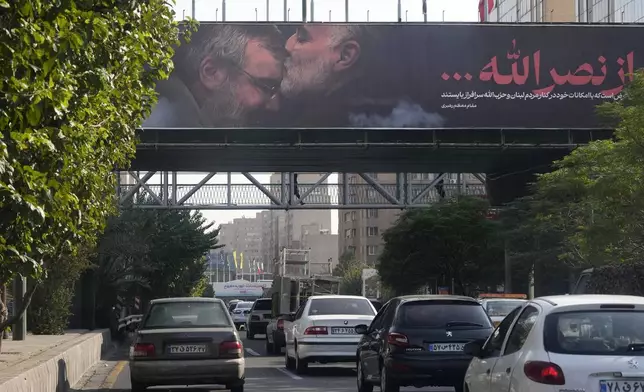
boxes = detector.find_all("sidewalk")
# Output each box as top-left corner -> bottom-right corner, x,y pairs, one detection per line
0,329 -> 112,392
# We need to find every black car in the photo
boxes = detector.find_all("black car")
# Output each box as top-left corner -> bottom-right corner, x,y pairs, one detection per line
355,295 -> 493,392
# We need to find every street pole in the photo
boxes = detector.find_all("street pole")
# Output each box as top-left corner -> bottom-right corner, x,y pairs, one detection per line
266,0 -> 270,21
283,0 -> 288,20
302,0 -> 306,21
310,0 -> 315,21
483,0 -> 489,21
422,0 -> 427,22
397,0 -> 401,22
191,0 -> 195,18
345,0 -> 349,21
222,0 -> 226,21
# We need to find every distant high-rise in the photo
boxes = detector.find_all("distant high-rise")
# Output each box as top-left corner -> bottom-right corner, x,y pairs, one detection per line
480,0 -> 643,23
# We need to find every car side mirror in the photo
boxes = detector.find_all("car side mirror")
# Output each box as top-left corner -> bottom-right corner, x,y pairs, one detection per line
355,324 -> 369,334
464,341 -> 483,358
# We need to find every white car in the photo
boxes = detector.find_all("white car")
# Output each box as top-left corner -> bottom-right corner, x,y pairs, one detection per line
284,295 -> 376,374
464,294 -> 644,392
231,301 -> 253,330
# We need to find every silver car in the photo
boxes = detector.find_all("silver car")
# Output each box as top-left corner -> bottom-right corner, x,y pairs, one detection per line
129,297 -> 245,392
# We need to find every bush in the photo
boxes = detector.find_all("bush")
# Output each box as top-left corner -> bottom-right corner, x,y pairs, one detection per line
586,263 -> 644,296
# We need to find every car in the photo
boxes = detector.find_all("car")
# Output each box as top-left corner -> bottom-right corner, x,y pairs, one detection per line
369,299 -> 383,312
284,295 -> 377,374
463,294 -> 644,392
128,297 -> 245,392
355,295 -> 494,392
227,299 -> 242,313
265,313 -> 290,355
246,298 -> 272,340
231,301 -> 253,330
479,297 -> 528,327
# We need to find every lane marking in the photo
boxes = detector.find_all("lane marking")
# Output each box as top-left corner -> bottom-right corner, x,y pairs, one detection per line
275,367 -> 303,380
244,348 -> 260,356
102,360 -> 127,389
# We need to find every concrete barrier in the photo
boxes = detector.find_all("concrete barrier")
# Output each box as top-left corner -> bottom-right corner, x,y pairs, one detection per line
0,329 -> 112,392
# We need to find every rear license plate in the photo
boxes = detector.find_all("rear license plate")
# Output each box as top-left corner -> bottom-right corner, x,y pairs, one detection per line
167,344 -> 207,354
600,380 -> 644,392
428,343 -> 465,352
331,327 -> 355,334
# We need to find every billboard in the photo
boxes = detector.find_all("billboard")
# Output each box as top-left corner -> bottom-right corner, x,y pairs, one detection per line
142,23 -> 643,130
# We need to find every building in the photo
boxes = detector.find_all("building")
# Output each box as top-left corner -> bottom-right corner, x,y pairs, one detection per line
338,173 -> 485,266
300,224 -> 339,275
218,214 -> 265,280
480,0 -> 643,22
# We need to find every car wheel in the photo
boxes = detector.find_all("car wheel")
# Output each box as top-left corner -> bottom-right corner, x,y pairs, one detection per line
266,337 -> 274,354
285,345 -> 295,370
230,384 -> 244,392
130,379 -> 147,391
380,365 -> 399,392
357,359 -> 373,392
295,350 -> 308,375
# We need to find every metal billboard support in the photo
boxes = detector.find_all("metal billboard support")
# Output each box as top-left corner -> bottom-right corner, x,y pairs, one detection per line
116,172 -> 487,210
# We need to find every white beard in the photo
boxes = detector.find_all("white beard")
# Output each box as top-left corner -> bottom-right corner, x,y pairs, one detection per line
281,55 -> 335,99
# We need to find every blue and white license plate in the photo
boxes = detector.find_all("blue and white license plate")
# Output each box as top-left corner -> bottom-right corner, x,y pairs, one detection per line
600,380 -> 644,392
428,343 -> 465,352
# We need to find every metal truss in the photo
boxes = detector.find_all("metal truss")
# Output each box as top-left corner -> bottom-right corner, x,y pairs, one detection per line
117,171 -> 487,210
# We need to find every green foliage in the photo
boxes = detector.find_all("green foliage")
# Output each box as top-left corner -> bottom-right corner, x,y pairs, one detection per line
509,70 -> 644,268
586,264 -> 644,295
339,261 -> 366,296
93,206 -> 220,315
0,0 -> 190,329
378,196 -> 504,295
28,246 -> 92,334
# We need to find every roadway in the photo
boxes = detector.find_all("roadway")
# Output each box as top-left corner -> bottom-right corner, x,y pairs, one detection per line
110,333 -> 455,391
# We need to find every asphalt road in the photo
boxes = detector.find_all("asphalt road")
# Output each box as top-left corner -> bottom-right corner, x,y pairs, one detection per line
111,333 -> 456,392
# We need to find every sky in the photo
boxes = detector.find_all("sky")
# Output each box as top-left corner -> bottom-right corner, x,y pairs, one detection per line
162,0 -> 479,231
173,0 -> 480,23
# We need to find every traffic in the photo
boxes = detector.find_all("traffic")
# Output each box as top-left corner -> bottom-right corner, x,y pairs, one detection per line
121,292 -> 644,392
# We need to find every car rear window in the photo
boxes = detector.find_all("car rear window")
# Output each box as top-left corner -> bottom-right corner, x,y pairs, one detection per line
545,311 -> 644,355
144,302 -> 231,328
253,299 -> 272,311
486,300 -> 526,317
308,298 -> 375,316
235,302 -> 252,309
398,300 -> 492,328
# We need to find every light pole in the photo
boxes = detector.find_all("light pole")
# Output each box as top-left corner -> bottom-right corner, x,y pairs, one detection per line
266,0 -> 270,21
288,7 -> 290,21
442,10 -> 445,21
366,9 -> 369,21
255,8 -> 258,21
405,9 -> 408,21
329,9 -> 331,21
182,9 -> 185,19
216,8 -> 219,21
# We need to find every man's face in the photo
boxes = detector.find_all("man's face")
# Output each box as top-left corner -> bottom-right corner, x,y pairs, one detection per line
202,39 -> 283,126
281,25 -> 339,99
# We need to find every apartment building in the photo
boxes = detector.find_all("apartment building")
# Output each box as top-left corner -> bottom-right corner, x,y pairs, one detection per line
481,0 -> 643,22
218,214 -> 264,278
338,173 -> 484,266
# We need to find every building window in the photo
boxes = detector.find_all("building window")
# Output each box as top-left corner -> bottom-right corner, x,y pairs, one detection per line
367,209 -> 379,218
367,245 -> 378,255
344,212 -> 351,222
347,246 -> 356,255
344,229 -> 352,238
367,227 -> 379,237
351,211 -> 357,221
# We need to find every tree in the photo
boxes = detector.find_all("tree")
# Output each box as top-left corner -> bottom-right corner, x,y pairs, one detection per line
512,70 -> 644,268
333,251 -> 362,277
91,206 -> 221,322
378,197 -> 504,295
0,0 -> 189,336
202,283 -> 215,298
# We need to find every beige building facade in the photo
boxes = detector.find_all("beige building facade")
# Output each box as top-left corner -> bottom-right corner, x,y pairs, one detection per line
484,0 -> 643,22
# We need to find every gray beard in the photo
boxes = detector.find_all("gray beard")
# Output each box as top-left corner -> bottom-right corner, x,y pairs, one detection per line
200,81 -> 247,127
281,56 -> 335,99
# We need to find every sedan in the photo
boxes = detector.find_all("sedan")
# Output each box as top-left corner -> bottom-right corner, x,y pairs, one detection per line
129,297 -> 245,392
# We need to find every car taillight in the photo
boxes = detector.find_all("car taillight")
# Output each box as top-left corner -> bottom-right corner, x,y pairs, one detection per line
304,326 -> 328,335
524,361 -> 565,385
277,319 -> 284,329
220,340 -> 243,357
132,343 -> 155,357
387,333 -> 409,347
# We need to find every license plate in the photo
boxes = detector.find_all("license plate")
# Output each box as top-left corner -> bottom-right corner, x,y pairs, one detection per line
600,380 -> 644,392
428,343 -> 465,352
167,344 -> 207,354
331,327 -> 355,334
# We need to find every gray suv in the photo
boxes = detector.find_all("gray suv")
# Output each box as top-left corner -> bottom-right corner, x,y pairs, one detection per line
246,298 -> 272,340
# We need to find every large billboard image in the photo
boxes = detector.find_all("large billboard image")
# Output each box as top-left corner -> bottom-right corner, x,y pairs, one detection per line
142,23 -> 643,130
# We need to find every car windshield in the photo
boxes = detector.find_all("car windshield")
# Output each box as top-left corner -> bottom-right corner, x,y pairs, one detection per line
308,298 -> 375,316
143,301 -> 230,328
545,310 -> 644,355
486,300 -> 526,317
398,300 -> 492,328
253,300 -> 272,311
